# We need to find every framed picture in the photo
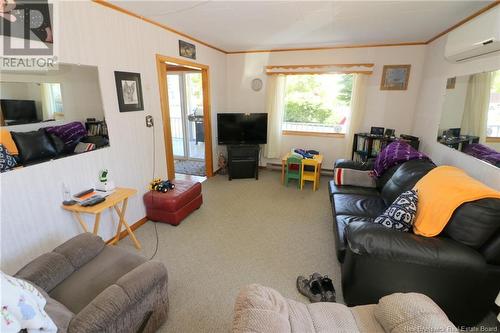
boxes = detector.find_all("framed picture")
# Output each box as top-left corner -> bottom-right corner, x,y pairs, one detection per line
114,71 -> 144,112
370,126 -> 385,136
446,77 -> 456,89
179,40 -> 196,59
380,65 -> 411,90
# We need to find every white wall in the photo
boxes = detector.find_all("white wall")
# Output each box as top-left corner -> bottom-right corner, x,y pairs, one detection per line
438,75 -> 468,134
412,37 -> 500,189
0,1 -> 227,274
225,46 -> 427,168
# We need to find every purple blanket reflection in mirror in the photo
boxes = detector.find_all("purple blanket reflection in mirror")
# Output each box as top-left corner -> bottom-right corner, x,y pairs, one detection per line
462,143 -> 500,167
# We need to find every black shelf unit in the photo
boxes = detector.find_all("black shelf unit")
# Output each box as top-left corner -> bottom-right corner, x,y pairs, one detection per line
352,133 -> 419,162
437,135 -> 479,152
227,145 -> 260,180
85,119 -> 108,137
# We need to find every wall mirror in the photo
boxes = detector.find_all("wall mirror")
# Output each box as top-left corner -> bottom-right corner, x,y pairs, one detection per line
438,69 -> 500,168
0,64 -> 109,171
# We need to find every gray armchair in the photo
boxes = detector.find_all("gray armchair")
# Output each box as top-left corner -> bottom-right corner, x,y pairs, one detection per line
14,233 -> 168,333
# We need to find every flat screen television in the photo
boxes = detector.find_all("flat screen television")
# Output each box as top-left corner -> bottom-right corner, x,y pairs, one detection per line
1,99 -> 38,125
217,113 -> 268,145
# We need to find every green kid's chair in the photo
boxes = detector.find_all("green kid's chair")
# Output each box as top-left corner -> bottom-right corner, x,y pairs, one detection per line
285,157 -> 302,188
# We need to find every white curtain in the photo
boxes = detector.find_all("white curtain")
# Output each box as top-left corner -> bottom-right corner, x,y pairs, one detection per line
344,74 -> 369,158
41,83 -> 55,120
264,75 -> 286,158
461,72 -> 492,143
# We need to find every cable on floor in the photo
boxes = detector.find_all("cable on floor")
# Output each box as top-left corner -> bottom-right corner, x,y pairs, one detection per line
148,119 -> 160,260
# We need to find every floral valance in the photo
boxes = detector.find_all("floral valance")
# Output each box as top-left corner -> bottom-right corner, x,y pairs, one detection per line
265,63 -> 374,75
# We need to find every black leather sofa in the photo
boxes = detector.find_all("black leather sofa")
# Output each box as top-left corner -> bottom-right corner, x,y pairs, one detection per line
329,159 -> 500,326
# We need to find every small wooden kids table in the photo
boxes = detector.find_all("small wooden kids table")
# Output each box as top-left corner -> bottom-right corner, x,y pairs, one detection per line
281,153 -> 324,186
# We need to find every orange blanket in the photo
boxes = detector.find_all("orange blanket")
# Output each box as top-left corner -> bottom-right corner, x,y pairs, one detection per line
413,166 -> 500,237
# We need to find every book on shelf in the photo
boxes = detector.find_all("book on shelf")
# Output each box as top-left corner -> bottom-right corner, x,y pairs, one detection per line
86,121 -> 108,137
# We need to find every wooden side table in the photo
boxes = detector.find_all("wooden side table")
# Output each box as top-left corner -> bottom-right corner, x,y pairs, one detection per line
62,187 -> 141,249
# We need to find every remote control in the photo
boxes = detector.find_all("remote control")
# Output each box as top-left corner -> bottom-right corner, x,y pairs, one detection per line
74,188 -> 94,198
80,195 -> 105,207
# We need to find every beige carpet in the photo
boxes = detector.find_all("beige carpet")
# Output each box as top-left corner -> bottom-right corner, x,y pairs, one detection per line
118,169 -> 341,333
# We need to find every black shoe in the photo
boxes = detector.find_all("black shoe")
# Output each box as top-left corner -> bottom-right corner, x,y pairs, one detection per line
320,276 -> 336,302
296,273 -> 323,303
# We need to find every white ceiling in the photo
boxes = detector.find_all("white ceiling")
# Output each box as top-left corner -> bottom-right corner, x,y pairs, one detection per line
110,1 -> 493,52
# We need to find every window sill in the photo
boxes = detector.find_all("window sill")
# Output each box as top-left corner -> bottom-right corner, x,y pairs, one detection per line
486,137 -> 500,143
282,130 -> 345,138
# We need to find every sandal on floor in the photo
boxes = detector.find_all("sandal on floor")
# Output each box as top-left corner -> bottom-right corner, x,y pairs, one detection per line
320,275 -> 336,302
296,274 -> 323,303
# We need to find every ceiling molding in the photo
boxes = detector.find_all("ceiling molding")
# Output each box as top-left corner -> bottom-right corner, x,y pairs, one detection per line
92,0 -> 228,54
227,42 -> 427,55
92,0 -> 499,55
425,0 -> 500,44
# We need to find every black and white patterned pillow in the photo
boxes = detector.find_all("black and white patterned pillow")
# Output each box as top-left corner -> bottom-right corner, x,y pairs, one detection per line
0,144 -> 18,172
374,189 -> 418,232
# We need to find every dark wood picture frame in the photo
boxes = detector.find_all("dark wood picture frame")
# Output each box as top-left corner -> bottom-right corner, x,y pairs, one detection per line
380,65 -> 411,91
446,77 -> 456,89
114,71 -> 144,112
179,40 -> 196,60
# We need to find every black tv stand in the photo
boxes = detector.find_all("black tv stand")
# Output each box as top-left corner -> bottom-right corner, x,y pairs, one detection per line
227,145 -> 260,180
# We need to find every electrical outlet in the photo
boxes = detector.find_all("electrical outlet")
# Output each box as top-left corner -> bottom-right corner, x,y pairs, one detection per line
146,115 -> 154,127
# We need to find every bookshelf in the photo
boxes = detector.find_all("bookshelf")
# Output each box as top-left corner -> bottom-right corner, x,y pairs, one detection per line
85,119 -> 108,137
352,133 -> 419,162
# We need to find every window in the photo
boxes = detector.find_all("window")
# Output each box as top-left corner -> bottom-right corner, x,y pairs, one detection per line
487,70 -> 500,138
49,83 -> 63,117
40,83 -> 63,120
282,74 -> 352,134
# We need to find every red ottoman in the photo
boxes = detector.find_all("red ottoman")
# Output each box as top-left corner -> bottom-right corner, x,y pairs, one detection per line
143,180 -> 203,225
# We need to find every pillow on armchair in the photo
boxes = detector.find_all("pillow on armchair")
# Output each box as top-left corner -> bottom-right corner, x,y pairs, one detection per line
0,129 -> 19,155
1,271 -> 58,332
0,144 -> 18,172
374,189 -> 418,232
11,130 -> 57,164
333,168 -> 376,188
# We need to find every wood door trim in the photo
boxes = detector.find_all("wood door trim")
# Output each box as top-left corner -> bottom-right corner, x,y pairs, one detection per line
155,54 -> 213,179
155,55 -> 175,180
201,67 -> 214,177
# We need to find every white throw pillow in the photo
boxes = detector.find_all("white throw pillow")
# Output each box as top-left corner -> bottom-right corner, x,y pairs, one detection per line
1,271 -> 57,333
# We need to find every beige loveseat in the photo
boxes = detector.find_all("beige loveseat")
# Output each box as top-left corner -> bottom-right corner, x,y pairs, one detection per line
232,284 -> 457,333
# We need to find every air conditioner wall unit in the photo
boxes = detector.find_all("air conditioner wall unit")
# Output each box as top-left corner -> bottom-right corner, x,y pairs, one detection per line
445,6 -> 500,62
